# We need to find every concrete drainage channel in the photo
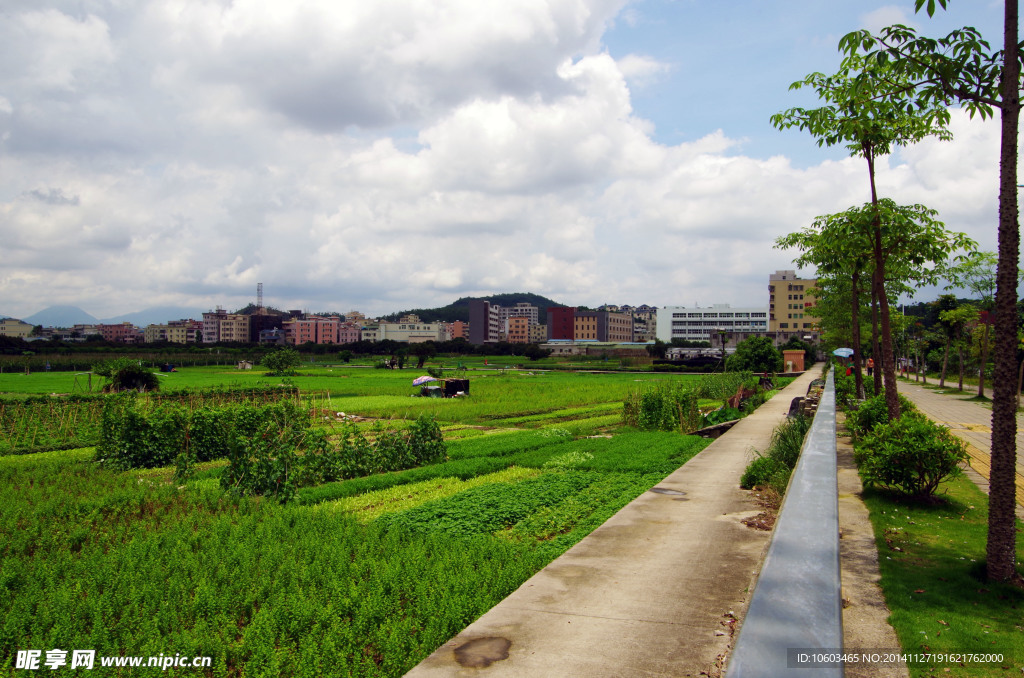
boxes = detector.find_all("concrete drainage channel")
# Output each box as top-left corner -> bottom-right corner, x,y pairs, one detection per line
726,368 -> 841,678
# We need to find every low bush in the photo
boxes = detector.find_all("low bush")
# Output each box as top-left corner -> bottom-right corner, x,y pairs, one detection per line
93,357 -> 161,392
740,414 -> 811,494
845,391 -> 916,438
703,406 -> 742,427
740,455 -> 790,491
623,383 -> 701,433
221,411 -> 448,502
855,413 -> 967,497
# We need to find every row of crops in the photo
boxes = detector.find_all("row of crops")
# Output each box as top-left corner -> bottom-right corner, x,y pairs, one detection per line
0,386 -> 299,456
1,430 -> 709,676
1,366 -> 782,676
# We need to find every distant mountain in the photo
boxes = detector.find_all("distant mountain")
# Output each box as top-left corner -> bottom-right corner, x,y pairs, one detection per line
382,293 -> 564,323
23,305 -> 100,327
101,306 -> 207,327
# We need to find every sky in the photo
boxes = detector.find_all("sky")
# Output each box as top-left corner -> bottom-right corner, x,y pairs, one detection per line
0,0 -> 1013,321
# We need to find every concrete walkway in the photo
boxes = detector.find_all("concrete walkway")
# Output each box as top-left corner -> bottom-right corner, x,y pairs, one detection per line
895,380 -> 1024,515
405,369 -> 822,678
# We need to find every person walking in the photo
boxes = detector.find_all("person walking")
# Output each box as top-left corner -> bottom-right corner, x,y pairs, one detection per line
866,357 -> 874,377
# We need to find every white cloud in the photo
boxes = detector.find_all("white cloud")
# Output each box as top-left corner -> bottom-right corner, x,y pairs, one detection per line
0,1 -> 1011,320
616,54 -> 672,88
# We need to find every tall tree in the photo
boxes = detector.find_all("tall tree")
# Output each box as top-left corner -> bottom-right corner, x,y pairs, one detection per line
777,201 -> 973,398
776,207 -> 873,401
933,294 -> 961,387
772,57 -> 952,421
947,252 -> 999,397
841,0 -> 1020,582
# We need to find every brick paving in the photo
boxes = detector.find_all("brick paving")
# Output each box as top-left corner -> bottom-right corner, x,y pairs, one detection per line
894,379 -> 1024,516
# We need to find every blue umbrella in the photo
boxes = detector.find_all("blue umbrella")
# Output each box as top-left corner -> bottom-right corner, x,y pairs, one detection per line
832,348 -> 854,358
412,375 -> 437,386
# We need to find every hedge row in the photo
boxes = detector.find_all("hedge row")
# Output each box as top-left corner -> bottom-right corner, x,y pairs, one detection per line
98,395 -> 447,502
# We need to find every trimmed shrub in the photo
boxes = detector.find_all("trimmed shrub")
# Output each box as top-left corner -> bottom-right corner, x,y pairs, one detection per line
845,392 -> 916,439
855,413 -> 967,497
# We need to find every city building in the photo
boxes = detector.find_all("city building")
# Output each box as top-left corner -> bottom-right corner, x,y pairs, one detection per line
573,311 -> 633,342
0,318 -> 33,339
259,328 -> 287,344
497,302 -> 539,327
282,316 -> 341,345
469,300 -> 503,344
506,316 -> 531,343
631,305 -> 658,342
144,319 -> 202,343
546,307 -> 576,340
338,323 -> 361,344
656,304 -> 769,347
99,322 -> 142,344
202,308 -> 251,343
768,270 -> 820,343
449,320 -> 469,340
248,313 -> 284,343
377,321 -> 449,343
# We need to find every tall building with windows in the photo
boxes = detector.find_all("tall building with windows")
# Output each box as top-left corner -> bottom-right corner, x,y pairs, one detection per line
768,270 -> 819,342
468,300 -> 503,344
656,305 -> 769,346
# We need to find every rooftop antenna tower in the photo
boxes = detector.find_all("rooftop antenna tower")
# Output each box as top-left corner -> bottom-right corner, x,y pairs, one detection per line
257,283 -> 264,315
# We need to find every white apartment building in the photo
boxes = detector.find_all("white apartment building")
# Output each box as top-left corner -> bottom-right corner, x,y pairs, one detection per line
377,321 -> 450,343
656,304 -> 769,345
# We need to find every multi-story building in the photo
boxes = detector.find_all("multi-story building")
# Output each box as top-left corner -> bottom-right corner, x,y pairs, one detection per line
546,307 -> 576,340
99,322 -> 141,344
449,320 -> 469,340
768,270 -> 819,342
219,315 -> 250,343
530,323 -> 547,343
497,303 -> 539,327
574,313 -> 598,340
0,318 -> 33,339
72,324 -> 101,338
632,306 -> 657,342
656,304 -> 769,347
202,309 -> 251,343
282,316 -> 341,345
144,319 -> 202,344
377,321 -> 449,343
248,313 -> 284,343
506,316 -> 531,343
469,300 -> 503,344
573,311 -> 633,342
338,323 -> 361,344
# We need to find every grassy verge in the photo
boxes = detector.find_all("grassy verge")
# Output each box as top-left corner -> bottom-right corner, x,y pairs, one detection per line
861,476 -> 1024,677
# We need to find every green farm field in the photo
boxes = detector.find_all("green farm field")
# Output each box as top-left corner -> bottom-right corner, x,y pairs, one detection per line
0,365 -> 733,676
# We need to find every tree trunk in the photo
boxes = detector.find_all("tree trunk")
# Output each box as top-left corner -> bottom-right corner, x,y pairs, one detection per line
986,0 -> 1019,583
864,145 -> 900,419
958,342 -> 965,391
978,321 -> 990,398
939,337 -> 950,387
870,283 -> 883,394
850,268 -> 865,400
